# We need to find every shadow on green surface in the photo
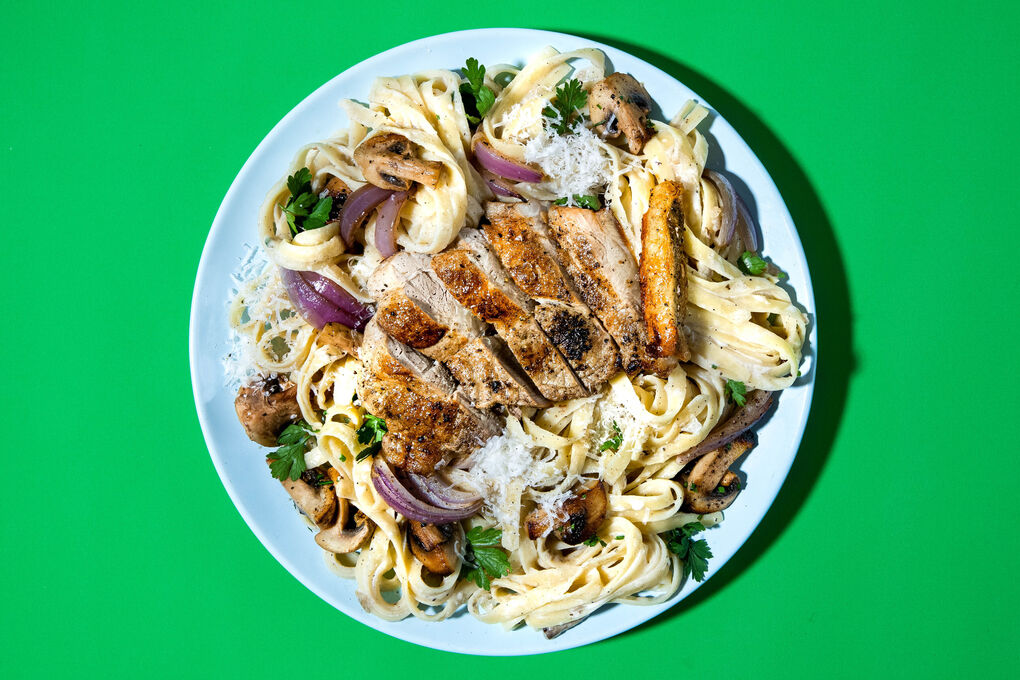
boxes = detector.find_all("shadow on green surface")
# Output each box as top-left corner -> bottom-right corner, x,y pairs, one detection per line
568,33 -> 854,637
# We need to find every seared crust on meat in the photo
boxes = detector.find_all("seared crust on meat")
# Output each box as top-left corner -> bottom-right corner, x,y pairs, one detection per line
640,180 -> 691,361
483,205 -> 574,303
357,320 -> 497,473
547,206 -> 675,377
431,249 -> 529,327
375,288 -> 450,350
432,232 -> 586,402
483,203 -> 618,391
369,257 -> 547,408
444,336 -> 549,408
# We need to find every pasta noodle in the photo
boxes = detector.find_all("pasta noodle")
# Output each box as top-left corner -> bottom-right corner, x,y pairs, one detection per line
226,45 -> 808,632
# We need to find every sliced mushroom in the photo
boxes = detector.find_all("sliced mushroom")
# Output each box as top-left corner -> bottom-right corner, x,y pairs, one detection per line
543,617 -> 587,640
588,73 -> 654,154
526,479 -> 608,545
680,433 -> 754,513
315,500 -> 373,553
408,522 -> 460,576
320,176 -> 352,221
317,322 -> 362,356
280,465 -> 338,528
677,390 -> 772,467
234,375 -> 301,446
354,133 -> 442,191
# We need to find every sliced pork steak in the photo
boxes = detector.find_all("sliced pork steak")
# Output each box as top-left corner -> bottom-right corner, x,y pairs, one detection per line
431,229 -> 588,402
547,206 -> 676,377
357,319 -> 498,473
483,202 -> 618,392
369,253 -> 546,408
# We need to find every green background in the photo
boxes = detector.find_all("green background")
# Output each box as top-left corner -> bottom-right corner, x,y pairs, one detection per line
2,1 -> 1016,677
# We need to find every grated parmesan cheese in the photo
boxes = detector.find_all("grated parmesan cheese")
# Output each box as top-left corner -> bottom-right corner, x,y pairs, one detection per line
222,244 -> 272,389
461,423 -> 561,549
523,122 -> 611,199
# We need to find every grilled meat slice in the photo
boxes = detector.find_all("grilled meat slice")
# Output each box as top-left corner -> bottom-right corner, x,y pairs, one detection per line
376,287 -> 547,408
357,319 -> 498,473
370,253 -> 546,407
483,202 -> 619,392
640,180 -> 691,361
444,335 -> 549,408
547,206 -> 675,377
375,288 -> 468,360
431,229 -> 588,402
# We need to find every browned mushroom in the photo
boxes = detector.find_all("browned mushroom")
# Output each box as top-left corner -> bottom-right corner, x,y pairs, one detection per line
408,522 -> 460,576
317,322 -> 362,356
679,432 -> 754,513
320,176 -> 351,221
354,133 -> 442,191
525,479 -> 608,545
280,466 -> 338,528
677,390 -> 772,467
588,74 -> 654,154
234,375 -> 301,446
315,498 -> 373,553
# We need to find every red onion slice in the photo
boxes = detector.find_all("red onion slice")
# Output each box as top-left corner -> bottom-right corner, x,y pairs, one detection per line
735,193 -> 760,254
406,472 -> 482,509
479,168 -> 523,199
280,268 -> 367,331
299,271 -> 372,331
339,184 -> 393,245
704,170 -> 737,248
371,458 -> 481,523
373,191 -> 408,259
472,135 -> 542,183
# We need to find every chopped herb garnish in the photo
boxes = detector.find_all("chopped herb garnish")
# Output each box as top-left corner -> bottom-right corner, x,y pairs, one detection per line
664,521 -> 713,582
739,251 -> 768,276
615,535 -> 625,540
725,380 -> 747,407
267,420 -> 316,480
599,421 -> 623,452
462,527 -> 511,590
355,413 -> 387,461
542,78 -> 588,134
280,167 -> 332,234
460,57 -> 496,124
553,194 -> 601,210
582,535 -> 607,547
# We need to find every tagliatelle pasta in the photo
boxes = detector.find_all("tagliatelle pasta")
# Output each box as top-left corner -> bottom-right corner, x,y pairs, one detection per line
226,45 -> 808,632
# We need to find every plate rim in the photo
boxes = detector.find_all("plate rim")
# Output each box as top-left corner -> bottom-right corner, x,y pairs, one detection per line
190,26 -> 817,656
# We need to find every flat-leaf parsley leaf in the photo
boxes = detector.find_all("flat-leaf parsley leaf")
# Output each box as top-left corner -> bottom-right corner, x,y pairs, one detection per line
460,57 -> 496,124
724,379 -> 747,407
280,167 -> 332,234
267,420 -> 316,481
664,522 -> 713,582
462,526 -> 511,590
739,251 -> 768,276
542,78 -> 587,134
553,194 -> 601,210
599,421 -> 623,452
355,413 -> 387,461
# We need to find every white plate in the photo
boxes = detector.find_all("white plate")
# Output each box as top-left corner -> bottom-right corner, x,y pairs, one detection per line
190,28 -> 817,655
